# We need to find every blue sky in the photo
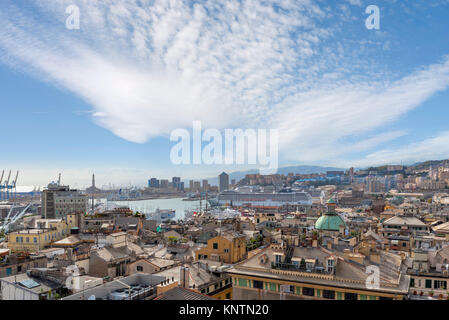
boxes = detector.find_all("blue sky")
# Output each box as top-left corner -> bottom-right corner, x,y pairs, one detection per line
1,0 -> 449,187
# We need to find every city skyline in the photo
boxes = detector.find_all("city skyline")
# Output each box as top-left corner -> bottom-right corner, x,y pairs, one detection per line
1,1 -> 449,186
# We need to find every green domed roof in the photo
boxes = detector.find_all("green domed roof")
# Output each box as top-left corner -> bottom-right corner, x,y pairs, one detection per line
315,214 -> 346,231
326,197 -> 337,204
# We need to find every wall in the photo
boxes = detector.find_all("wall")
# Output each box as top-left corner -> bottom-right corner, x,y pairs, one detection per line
0,280 -> 39,300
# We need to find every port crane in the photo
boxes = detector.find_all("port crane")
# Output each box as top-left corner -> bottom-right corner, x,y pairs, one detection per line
9,170 -> 19,201
0,170 -> 11,201
0,170 -> 19,201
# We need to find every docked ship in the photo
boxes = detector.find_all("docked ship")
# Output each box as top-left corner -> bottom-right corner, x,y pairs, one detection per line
209,188 -> 313,209
147,209 -> 176,222
208,207 -> 241,220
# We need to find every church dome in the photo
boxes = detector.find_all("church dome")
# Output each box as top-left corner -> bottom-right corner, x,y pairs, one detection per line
315,213 -> 346,231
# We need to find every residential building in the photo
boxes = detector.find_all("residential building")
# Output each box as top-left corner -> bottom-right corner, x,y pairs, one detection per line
41,182 -> 87,219
196,232 -> 246,264
7,219 -> 70,252
227,243 -> 410,300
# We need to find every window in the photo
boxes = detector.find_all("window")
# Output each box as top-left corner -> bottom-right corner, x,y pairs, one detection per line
296,287 -> 301,295
302,287 -> 314,296
327,259 -> 335,274
379,296 -> 393,300
34,237 -> 37,243
226,293 -> 231,299
17,265 -> 22,272
224,249 -> 229,253
26,237 -> 30,243
238,279 -> 248,287
344,292 -> 358,300
253,280 -> 264,289
323,290 -> 335,299
425,279 -> 432,289
360,294 -> 367,300
410,278 -> 415,287
213,243 -> 218,250
434,280 -> 447,290
337,292 -> 343,300
269,283 -> 277,291
275,254 -> 282,264
136,266 -> 143,272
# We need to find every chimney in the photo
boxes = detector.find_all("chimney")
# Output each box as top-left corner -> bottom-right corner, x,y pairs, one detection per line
343,248 -> 351,259
180,267 -> 190,289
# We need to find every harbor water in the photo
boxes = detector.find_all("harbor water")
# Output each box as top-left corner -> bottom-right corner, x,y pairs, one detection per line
106,197 -> 202,220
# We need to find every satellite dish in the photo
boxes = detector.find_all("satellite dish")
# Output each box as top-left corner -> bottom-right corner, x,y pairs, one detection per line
88,295 -> 96,300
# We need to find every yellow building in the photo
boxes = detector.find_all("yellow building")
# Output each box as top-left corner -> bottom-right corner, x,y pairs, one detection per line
196,232 -> 246,264
254,213 -> 276,224
65,213 -> 81,229
7,219 -> 70,253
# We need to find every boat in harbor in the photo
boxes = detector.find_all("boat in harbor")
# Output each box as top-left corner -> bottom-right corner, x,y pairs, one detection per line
147,209 -> 176,222
184,207 -> 241,221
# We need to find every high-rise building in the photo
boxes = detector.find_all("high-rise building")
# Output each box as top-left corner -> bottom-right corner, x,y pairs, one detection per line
202,179 -> 209,191
219,172 -> 229,192
148,178 -> 160,188
42,182 -> 87,219
160,179 -> 169,189
193,181 -> 201,191
189,180 -> 194,191
172,177 -> 182,190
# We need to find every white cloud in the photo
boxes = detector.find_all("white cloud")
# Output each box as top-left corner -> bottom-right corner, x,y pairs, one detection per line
346,131 -> 449,168
0,0 -> 449,173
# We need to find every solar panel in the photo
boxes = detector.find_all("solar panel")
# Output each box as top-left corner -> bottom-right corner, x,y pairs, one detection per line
19,279 -> 40,289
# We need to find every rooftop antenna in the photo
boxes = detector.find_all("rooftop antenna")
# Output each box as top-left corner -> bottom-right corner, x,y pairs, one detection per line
91,174 -> 95,214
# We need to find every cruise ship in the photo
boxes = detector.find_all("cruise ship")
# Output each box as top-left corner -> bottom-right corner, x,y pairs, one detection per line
210,189 -> 313,208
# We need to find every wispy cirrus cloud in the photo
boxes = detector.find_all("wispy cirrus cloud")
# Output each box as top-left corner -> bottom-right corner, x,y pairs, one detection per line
0,0 -> 449,169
